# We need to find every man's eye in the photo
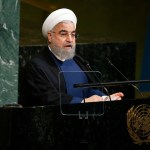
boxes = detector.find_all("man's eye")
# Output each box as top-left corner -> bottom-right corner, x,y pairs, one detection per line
71,33 -> 76,36
60,32 -> 67,36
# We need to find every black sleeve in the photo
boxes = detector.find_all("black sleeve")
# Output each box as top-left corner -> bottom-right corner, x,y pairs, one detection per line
20,60 -> 72,107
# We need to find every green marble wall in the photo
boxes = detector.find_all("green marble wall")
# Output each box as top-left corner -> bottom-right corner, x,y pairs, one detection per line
0,0 -> 20,106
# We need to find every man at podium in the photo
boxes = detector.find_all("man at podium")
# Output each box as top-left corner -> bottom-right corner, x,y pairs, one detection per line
19,8 -> 124,107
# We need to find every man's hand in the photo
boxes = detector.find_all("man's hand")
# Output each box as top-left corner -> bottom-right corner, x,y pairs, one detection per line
81,92 -> 124,103
82,95 -> 103,103
104,92 -> 124,101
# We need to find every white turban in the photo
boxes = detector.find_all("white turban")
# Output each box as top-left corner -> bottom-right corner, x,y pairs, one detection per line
42,8 -> 77,38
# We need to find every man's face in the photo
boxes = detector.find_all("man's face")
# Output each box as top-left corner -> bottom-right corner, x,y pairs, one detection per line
47,21 -> 77,60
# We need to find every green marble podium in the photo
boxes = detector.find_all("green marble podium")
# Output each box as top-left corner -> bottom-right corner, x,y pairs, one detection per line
0,0 -> 20,106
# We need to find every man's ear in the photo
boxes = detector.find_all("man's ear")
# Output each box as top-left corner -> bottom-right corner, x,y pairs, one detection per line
47,32 -> 52,42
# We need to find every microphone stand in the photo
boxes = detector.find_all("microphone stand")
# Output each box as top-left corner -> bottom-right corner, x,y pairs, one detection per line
106,57 -> 144,97
74,79 -> 150,88
75,55 -> 112,101
86,63 -> 112,101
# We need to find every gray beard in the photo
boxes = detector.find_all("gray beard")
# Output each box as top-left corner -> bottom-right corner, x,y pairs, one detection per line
51,46 -> 76,60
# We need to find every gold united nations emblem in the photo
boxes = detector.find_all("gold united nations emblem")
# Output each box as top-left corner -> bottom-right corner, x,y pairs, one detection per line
127,104 -> 150,145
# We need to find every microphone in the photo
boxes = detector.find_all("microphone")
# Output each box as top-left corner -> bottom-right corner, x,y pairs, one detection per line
106,57 -> 143,97
75,56 -> 112,101
75,55 -> 99,76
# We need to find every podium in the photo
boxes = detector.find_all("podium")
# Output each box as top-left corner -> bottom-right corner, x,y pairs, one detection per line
0,98 -> 150,150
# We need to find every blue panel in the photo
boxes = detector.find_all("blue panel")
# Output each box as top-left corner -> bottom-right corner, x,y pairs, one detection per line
140,15 -> 150,92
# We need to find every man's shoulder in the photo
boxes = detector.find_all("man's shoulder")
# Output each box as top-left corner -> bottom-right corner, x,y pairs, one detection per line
26,47 -> 53,68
